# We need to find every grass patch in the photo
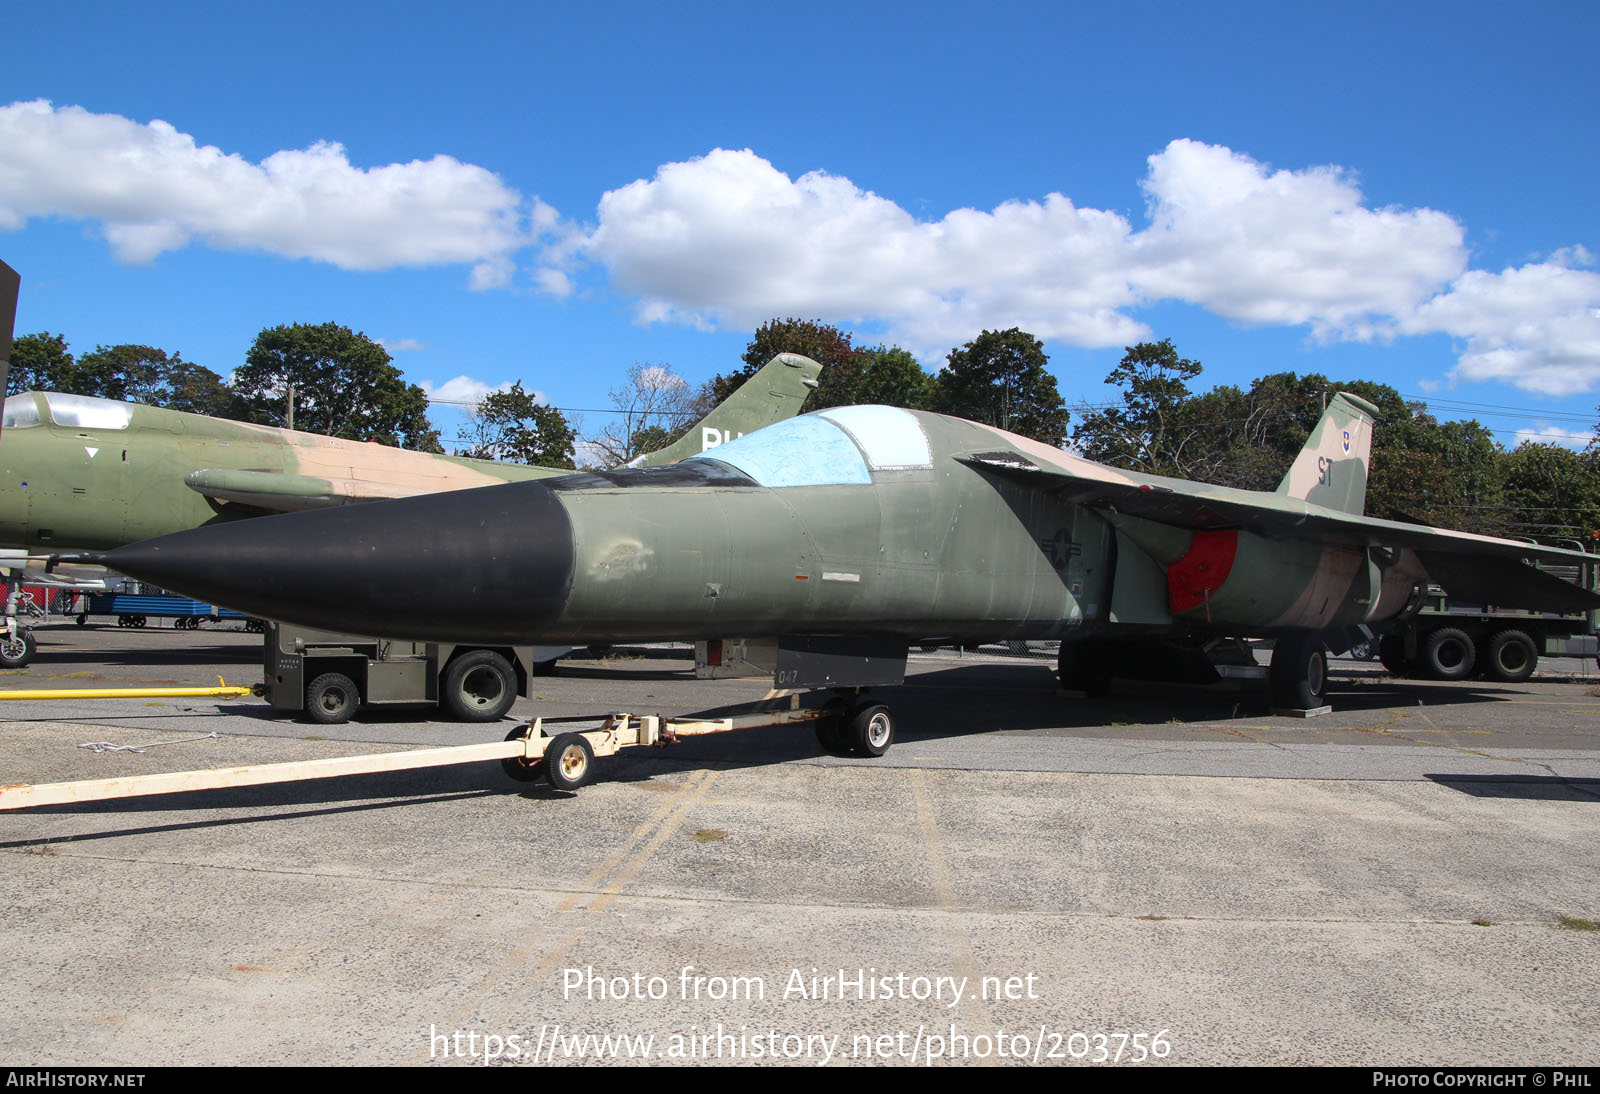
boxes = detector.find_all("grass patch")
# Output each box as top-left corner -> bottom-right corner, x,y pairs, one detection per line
1556,915 -> 1599,932
692,828 -> 728,843
1471,918 -> 1494,927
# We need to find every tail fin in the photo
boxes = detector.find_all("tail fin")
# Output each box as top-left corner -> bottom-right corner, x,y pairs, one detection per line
633,353 -> 823,467
0,260 -> 18,430
1276,391 -> 1379,514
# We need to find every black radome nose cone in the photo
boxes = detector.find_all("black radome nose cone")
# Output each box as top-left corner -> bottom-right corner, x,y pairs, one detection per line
105,482 -> 576,644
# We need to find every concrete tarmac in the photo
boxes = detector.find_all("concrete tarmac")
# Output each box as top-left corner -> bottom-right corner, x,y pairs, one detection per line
1,622 -> 1597,1067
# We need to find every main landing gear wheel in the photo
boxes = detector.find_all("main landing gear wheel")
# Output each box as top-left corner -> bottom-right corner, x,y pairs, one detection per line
544,732 -> 596,792
441,650 -> 517,722
815,712 -> 851,756
846,703 -> 894,757
1269,632 -> 1328,710
0,629 -> 37,669
1378,633 -> 1410,675
1057,640 -> 1113,696
305,672 -> 359,725
500,726 -> 545,783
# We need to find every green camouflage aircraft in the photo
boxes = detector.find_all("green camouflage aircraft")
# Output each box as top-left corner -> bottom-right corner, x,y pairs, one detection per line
0,261 -> 821,663
0,352 -> 819,551
100,397 -> 1600,748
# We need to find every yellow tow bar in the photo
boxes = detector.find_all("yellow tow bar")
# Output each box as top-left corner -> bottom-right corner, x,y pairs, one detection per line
0,677 -> 256,701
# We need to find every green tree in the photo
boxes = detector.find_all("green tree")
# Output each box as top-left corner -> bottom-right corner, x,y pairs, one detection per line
1073,339 -> 1206,475
234,322 -> 441,451
7,332 -> 83,396
854,343 -> 931,408
928,328 -> 1069,446
74,344 -> 240,417
692,318 -> 866,417
458,381 -> 577,468
1497,443 -> 1600,543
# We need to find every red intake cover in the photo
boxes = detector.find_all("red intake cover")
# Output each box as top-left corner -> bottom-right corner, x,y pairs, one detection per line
1167,530 -> 1239,615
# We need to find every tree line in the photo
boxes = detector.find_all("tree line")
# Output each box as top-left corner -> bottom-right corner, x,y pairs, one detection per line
8,319 -> 1597,544
9,323 -> 441,453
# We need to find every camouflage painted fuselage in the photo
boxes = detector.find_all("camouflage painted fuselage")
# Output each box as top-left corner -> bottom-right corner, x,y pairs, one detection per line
98,404 -> 1538,650
0,352 -> 822,555
0,391 -> 554,552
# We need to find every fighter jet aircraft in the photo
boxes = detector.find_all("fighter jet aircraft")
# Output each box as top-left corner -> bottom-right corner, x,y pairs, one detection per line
96,397 -> 1600,749
0,354 -> 820,551
0,263 -> 823,663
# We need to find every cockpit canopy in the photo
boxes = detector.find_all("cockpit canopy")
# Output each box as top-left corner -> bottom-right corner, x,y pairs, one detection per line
2,392 -> 135,431
686,405 -> 932,487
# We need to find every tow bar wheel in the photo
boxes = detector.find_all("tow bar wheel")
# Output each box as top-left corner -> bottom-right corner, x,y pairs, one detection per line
500,725 -> 545,783
545,732 -> 596,792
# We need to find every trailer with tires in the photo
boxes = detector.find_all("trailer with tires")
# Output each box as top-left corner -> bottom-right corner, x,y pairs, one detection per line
262,622 -> 566,724
0,691 -> 885,811
79,591 -> 261,631
1375,546 -> 1599,682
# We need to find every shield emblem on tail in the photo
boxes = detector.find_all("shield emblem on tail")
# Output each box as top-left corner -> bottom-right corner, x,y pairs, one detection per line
1341,430 -> 1351,454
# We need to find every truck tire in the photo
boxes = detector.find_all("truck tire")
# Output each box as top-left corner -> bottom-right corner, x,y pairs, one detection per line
1270,632 -> 1328,710
441,650 -> 517,722
1482,629 -> 1537,683
305,672 -> 359,725
1420,628 -> 1475,680
1378,633 -> 1410,675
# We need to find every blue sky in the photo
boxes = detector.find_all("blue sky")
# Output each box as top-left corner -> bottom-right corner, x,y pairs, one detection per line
4,0 -> 1598,452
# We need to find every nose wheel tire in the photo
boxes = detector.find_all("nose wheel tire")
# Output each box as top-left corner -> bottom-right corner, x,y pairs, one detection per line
846,704 -> 894,757
0,629 -> 37,668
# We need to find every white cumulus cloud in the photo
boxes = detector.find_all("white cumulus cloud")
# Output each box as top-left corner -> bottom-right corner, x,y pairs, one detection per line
421,375 -> 517,407
582,148 -> 1146,355
0,100 -> 535,281
1129,139 -> 1467,337
1404,259 -> 1600,397
574,142 -> 1600,396
1515,423 -> 1597,449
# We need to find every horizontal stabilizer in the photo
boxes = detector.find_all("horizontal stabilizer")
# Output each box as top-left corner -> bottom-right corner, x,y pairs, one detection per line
1415,551 -> 1600,614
